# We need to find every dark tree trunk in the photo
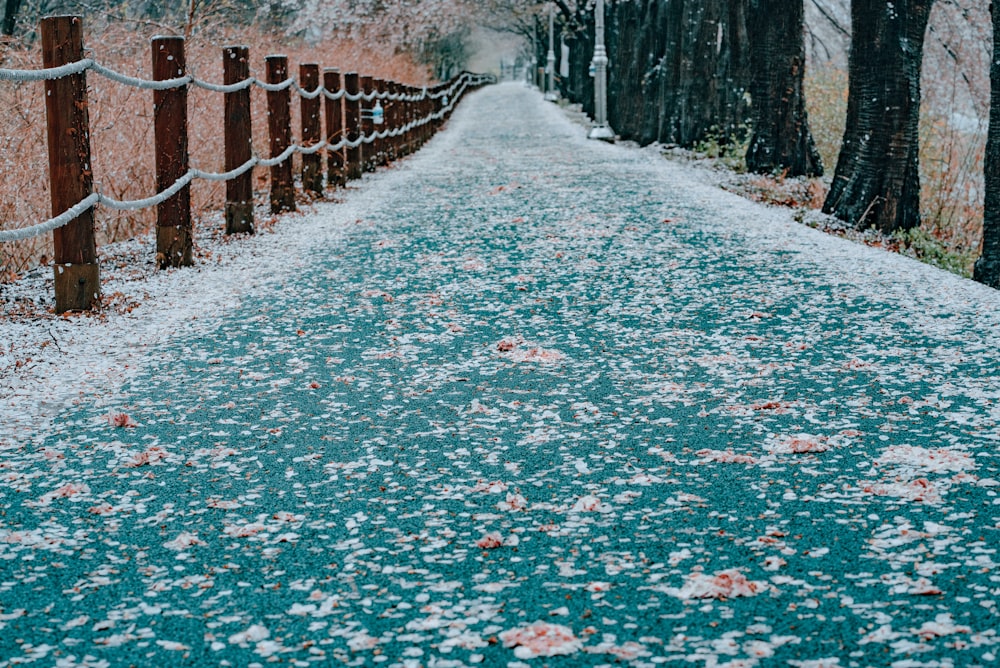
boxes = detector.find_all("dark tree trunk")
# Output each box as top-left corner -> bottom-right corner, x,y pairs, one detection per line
973,1 -> 1000,287
565,29 -> 594,119
606,0 -> 663,145
2,0 -> 22,35
745,0 -> 823,177
822,0 -> 933,234
560,0 -> 751,149
652,0 -> 751,148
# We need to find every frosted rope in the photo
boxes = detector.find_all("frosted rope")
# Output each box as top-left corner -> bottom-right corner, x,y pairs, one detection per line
0,194 -> 100,242
295,83 -> 323,99
299,140 -> 329,154
323,88 -> 346,101
0,71 -> 489,242
98,172 -> 195,210
89,62 -> 191,90
0,58 -> 93,82
258,144 -> 298,168
193,157 -> 258,181
256,77 -> 295,92
191,76 -> 256,93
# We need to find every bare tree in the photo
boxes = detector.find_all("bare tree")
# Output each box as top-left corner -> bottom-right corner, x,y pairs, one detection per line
822,0 -> 935,233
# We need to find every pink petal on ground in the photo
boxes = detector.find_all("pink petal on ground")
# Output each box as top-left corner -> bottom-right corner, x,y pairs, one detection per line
697,449 -> 758,464
500,622 -> 582,658
497,492 -> 527,511
768,435 -> 830,454
670,568 -> 769,599
511,346 -> 565,363
475,532 -> 504,549
108,412 -> 138,428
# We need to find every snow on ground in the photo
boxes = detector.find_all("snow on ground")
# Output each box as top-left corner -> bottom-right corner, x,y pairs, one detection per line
1,82 -> 1000,667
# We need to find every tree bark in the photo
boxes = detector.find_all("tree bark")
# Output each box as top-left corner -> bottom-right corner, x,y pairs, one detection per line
974,1 -> 1000,287
745,0 -> 823,177
606,0 -> 659,144
2,0 -> 22,35
652,0 -> 751,148
563,0 -> 750,148
822,0 -> 934,234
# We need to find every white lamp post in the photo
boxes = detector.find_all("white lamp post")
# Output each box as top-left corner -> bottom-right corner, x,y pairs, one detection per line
588,0 -> 615,141
545,6 -> 558,101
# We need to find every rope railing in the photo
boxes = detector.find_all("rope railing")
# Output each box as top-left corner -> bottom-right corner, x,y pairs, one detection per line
0,84 -> 483,239
0,16 -> 495,312
0,89 -> 484,244
0,57 -> 489,103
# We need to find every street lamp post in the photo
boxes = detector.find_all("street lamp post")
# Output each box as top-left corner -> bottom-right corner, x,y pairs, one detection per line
545,6 -> 557,101
588,0 -> 615,141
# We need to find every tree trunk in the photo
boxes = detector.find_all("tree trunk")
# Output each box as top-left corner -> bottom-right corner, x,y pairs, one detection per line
822,0 -> 933,234
745,0 -> 823,177
973,1 -> 1000,287
561,0 -> 752,149
653,0 -> 751,148
607,0 -> 663,145
564,28 -> 594,119
2,0 -> 22,35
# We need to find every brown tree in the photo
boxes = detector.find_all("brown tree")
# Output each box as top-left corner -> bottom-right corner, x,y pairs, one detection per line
822,0 -> 934,233
973,1 -> 1000,287
745,0 -> 823,177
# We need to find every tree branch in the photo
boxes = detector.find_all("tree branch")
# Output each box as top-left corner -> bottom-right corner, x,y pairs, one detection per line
809,0 -> 850,38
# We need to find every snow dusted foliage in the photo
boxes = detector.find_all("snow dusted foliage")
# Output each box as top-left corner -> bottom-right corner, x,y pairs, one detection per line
3,84 -> 1000,666
806,0 -> 989,120
283,0 -> 582,74
286,0 -> 479,46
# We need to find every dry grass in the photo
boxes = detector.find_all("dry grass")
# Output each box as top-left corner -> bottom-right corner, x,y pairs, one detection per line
0,20 -> 432,283
803,66 -> 847,178
803,61 -> 985,277
918,113 -> 985,273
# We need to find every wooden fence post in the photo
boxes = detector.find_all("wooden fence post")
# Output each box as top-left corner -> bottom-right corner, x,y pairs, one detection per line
442,80 -> 451,125
428,88 -> 439,143
387,81 -> 399,163
403,85 -> 416,157
380,79 -> 392,167
152,35 -> 192,269
344,72 -> 362,181
299,63 -> 323,195
224,45 -> 253,234
414,92 -> 423,151
42,15 -> 99,313
266,54 -> 295,213
323,68 -> 346,188
398,84 -> 409,158
372,77 -> 386,167
360,75 -> 375,172
421,92 -> 432,147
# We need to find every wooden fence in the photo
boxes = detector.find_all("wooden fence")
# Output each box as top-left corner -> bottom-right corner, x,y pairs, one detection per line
0,15 -> 494,313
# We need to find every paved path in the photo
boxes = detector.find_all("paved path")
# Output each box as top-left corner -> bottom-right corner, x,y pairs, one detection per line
2,83 -> 999,667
